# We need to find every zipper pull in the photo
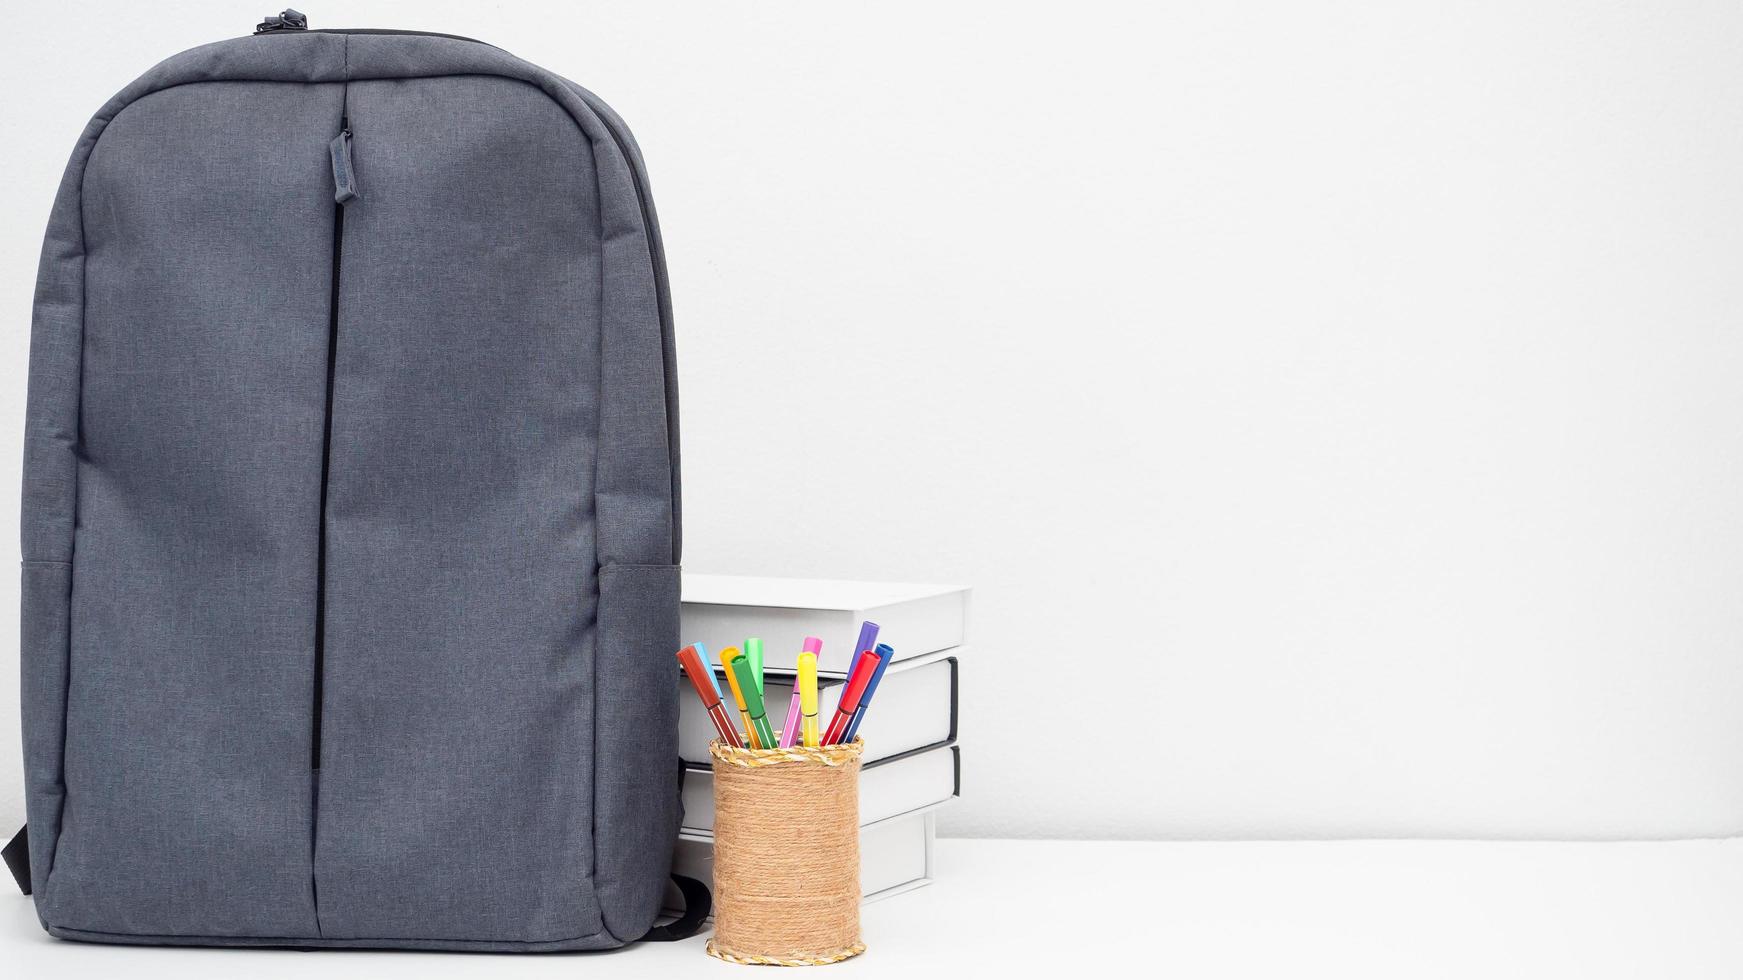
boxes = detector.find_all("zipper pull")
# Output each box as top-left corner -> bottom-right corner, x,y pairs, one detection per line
255,9 -> 308,34
329,129 -> 358,204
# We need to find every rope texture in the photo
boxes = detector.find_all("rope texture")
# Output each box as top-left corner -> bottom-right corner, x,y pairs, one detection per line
706,939 -> 867,966
710,737 -> 864,769
707,737 -> 865,966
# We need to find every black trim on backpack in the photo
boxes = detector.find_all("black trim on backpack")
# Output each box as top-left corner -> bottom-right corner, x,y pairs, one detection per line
639,873 -> 709,942
3,825 -> 28,895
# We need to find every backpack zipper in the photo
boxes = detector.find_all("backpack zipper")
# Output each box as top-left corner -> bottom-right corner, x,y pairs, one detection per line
253,10 -> 488,45
254,8 -> 307,33
329,129 -> 357,204
313,118 -> 351,771
262,27 -> 493,45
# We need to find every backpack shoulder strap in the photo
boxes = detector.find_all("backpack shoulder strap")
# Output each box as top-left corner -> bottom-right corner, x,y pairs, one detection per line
638,873 -> 709,942
3,825 -> 29,895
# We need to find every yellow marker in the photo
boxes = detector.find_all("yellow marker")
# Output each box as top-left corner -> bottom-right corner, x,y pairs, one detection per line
798,651 -> 821,747
721,647 -> 762,748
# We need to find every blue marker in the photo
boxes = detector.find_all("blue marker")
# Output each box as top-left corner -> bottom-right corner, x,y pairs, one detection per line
842,642 -> 893,741
694,643 -> 724,700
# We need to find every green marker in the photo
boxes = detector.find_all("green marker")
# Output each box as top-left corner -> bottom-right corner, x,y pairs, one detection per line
745,637 -> 765,696
730,653 -> 777,750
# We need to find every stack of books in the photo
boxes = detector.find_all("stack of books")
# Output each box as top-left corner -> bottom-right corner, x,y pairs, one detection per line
672,574 -> 968,903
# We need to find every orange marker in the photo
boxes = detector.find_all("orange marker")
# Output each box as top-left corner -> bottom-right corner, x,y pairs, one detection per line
721,647 -> 762,748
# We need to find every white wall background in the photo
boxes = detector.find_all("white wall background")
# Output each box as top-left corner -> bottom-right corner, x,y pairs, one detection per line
3,1 -> 1743,841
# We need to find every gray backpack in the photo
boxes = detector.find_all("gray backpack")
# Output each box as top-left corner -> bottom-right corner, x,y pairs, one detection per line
4,10 -> 704,950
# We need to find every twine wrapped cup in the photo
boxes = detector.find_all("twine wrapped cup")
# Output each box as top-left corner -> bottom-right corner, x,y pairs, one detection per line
706,737 -> 865,966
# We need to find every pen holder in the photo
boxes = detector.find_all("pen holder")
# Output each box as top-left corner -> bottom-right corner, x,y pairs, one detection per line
706,737 -> 865,966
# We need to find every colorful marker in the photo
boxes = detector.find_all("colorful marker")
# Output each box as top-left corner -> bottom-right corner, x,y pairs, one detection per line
822,649 -> 881,745
720,647 -> 762,748
779,636 -> 822,748
798,650 -> 821,747
677,645 -> 741,748
730,653 -> 777,750
842,642 -> 892,742
745,637 -> 765,697
694,643 -> 723,700
852,621 -> 880,672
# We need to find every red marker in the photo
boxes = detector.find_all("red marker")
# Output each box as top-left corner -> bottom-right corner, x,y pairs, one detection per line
678,645 -> 743,748
822,650 -> 882,745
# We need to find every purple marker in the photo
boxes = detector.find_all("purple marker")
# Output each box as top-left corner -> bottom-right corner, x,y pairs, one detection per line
779,636 -> 823,747
852,621 -> 880,672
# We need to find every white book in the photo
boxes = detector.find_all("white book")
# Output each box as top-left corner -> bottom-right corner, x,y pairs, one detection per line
678,649 -> 959,766
682,574 -> 971,674
668,810 -> 937,913
680,744 -> 960,834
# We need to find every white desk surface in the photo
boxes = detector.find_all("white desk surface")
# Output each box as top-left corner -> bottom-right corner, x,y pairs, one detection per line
5,837 -> 1741,978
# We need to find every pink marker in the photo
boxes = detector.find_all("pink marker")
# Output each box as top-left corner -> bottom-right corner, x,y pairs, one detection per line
778,636 -> 823,747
